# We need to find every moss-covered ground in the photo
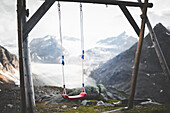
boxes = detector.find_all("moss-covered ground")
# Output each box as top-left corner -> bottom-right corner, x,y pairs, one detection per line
35,102 -> 170,113
124,104 -> 170,113
35,99 -> 123,113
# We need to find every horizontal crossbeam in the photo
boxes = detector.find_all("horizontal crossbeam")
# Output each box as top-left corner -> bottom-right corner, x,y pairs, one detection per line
23,0 -> 153,39
55,0 -> 153,7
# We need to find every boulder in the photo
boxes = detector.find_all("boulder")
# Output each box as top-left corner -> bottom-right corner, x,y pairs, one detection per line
81,100 -> 93,106
96,101 -> 105,106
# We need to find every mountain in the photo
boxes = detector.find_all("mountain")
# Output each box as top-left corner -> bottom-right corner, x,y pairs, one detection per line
90,23 -> 170,103
0,45 -> 19,84
30,35 -> 68,63
85,32 -> 137,70
97,31 -> 137,47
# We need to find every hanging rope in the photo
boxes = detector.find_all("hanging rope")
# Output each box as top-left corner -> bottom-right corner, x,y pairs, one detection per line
80,3 -> 85,92
59,3 -> 87,100
58,2 -> 66,94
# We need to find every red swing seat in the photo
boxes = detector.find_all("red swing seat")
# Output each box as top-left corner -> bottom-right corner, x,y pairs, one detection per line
62,92 -> 87,100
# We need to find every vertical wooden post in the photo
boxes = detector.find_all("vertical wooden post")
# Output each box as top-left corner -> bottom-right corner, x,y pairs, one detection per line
23,38 -> 36,113
128,0 -> 148,109
17,0 -> 28,112
17,0 -> 35,112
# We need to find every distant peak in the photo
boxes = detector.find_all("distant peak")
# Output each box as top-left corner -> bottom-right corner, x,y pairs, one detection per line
63,36 -> 80,41
154,23 -> 166,30
43,35 -> 56,41
117,31 -> 126,37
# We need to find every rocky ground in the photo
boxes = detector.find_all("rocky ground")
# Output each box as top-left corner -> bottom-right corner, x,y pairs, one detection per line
0,83 -> 170,113
0,83 -> 21,113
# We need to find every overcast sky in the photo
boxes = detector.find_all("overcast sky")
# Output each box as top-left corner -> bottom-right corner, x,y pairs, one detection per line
0,0 -> 170,52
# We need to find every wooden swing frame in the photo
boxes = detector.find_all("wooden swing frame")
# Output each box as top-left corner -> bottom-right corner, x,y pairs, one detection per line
17,0 -> 170,112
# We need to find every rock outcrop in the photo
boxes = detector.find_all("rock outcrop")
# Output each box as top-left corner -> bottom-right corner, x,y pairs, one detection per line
0,45 -> 19,83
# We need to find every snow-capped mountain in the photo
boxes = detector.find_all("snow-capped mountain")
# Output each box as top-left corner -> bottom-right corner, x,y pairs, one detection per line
90,23 -> 170,103
85,32 -> 137,70
30,35 -> 83,64
0,45 -> 19,85
30,35 -> 69,63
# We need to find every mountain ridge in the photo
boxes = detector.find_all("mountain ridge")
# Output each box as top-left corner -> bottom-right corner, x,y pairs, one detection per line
90,23 -> 170,103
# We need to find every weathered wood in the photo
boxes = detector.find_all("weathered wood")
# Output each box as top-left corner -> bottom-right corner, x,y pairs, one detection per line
119,5 -> 140,36
137,0 -> 170,87
18,0 -> 153,112
17,0 -> 28,112
23,0 -> 56,39
54,0 -> 153,8
17,0 -> 36,113
128,0 -> 148,109
120,2 -> 170,86
23,38 -> 35,113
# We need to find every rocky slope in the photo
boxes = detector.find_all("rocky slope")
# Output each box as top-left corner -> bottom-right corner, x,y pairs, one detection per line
0,45 -> 19,84
0,45 -> 20,112
90,23 -> 170,103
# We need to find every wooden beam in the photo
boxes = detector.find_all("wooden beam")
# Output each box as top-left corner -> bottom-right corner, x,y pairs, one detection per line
137,0 -> 170,87
17,0 -> 36,113
119,5 -> 140,36
55,0 -> 153,8
23,37 -> 36,113
17,0 -> 28,112
128,0 -> 148,109
23,0 -> 56,39
23,0 -> 152,38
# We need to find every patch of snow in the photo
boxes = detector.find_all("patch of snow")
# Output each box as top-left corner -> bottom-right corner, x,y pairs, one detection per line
7,104 -> 13,108
0,81 -> 3,84
153,83 -> 156,85
166,32 -> 170,36
146,73 -> 150,76
131,65 -> 134,69
160,90 -> 163,93
147,45 -> 154,49
0,66 -> 20,86
37,55 -> 41,60
0,89 -> 1,91
44,36 -> 52,41
11,66 -> 19,79
0,63 -> 3,68
0,70 -> 15,81
147,98 -> 152,102
140,101 -> 161,105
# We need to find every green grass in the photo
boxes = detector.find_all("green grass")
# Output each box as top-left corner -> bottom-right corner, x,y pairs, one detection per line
108,99 -> 121,103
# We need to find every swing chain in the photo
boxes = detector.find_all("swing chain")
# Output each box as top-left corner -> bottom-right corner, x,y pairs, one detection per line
80,3 -> 82,11
58,2 -> 60,11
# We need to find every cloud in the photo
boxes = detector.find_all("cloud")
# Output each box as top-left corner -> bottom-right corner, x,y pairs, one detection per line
148,10 -> 170,28
1,0 -> 170,51
0,0 -> 17,45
